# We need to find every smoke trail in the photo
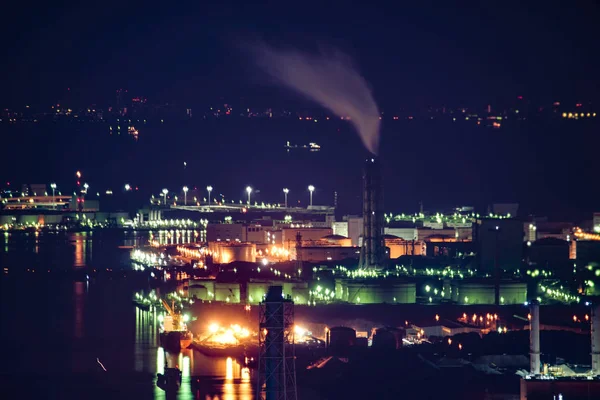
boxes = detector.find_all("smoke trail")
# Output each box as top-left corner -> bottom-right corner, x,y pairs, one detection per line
249,43 -> 381,154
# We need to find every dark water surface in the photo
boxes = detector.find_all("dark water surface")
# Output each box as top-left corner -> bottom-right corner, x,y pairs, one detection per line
0,231 -> 254,399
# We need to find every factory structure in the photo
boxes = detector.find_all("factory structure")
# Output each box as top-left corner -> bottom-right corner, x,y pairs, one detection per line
128,153 -> 600,308
519,299 -> 600,399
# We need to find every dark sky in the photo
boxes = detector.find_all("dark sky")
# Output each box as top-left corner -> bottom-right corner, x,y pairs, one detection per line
1,1 -> 599,221
2,1 -> 600,107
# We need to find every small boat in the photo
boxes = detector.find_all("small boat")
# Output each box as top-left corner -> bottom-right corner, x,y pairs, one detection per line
156,350 -> 182,391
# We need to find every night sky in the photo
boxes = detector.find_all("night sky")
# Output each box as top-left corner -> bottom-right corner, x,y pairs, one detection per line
1,1 -> 599,221
2,1 -> 599,106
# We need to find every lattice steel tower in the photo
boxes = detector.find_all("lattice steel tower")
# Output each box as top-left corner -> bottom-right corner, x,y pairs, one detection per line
359,157 -> 386,269
256,286 -> 297,400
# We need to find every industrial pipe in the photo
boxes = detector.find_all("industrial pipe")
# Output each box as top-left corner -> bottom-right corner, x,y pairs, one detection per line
530,300 -> 540,375
592,302 -> 600,376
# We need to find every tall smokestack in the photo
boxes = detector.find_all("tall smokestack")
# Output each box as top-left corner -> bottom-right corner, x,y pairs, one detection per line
359,158 -> 385,269
529,300 -> 540,375
592,302 -> 600,375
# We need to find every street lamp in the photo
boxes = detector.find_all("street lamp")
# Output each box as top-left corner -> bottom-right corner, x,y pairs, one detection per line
206,186 -> 213,206
83,183 -> 89,202
308,185 -> 315,207
283,188 -> 289,208
246,186 -> 252,204
183,186 -> 189,205
162,188 -> 168,205
124,183 -> 131,191
50,183 -> 57,210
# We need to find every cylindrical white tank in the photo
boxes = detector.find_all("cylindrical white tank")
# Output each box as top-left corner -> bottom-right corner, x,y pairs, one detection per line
219,244 -> 256,263
208,242 -> 257,263
592,303 -> 600,375
530,301 -> 540,375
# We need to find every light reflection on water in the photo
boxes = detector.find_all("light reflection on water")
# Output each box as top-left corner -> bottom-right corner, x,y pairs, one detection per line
0,229 -> 202,271
74,281 -> 86,339
2,231 -> 251,399
135,307 -> 254,400
73,232 -> 88,267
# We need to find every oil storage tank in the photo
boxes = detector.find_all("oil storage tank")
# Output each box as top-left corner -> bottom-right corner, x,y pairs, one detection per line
457,280 -> 527,305
328,326 -> 356,356
214,283 -> 241,303
208,242 -> 256,264
372,327 -> 404,350
344,280 -> 416,304
188,284 -> 208,300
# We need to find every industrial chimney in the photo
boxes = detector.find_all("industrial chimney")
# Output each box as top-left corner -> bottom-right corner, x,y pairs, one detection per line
529,300 -> 541,375
359,158 -> 386,269
592,302 -> 600,376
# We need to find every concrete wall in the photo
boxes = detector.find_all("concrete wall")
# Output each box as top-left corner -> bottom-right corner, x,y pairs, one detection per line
297,246 -> 359,262
347,217 -> 363,246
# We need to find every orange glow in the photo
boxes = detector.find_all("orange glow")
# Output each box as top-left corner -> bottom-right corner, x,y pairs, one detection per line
204,323 -> 251,345
177,245 -> 204,260
574,228 -> 600,241
573,315 -> 577,322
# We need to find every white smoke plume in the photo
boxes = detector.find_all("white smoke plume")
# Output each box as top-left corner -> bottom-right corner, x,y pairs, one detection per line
249,43 -> 381,154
